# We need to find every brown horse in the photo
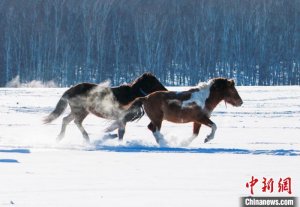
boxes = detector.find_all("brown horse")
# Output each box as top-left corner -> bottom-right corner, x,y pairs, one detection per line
130,78 -> 243,146
44,73 -> 167,142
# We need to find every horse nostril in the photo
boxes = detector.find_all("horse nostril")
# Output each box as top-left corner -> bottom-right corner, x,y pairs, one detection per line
240,100 -> 243,105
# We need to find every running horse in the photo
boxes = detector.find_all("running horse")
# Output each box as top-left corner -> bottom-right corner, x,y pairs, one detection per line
130,78 -> 243,146
44,73 -> 167,142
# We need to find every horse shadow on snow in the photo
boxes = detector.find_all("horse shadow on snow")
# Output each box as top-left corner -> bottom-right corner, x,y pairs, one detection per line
0,149 -> 30,163
90,141 -> 299,156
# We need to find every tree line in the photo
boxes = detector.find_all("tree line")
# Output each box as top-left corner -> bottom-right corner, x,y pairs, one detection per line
0,0 -> 299,86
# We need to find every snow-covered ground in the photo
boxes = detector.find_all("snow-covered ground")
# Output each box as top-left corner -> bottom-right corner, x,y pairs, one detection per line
0,86 -> 299,206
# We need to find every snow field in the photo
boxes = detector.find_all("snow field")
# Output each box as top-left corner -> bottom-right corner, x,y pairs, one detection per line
0,86 -> 299,206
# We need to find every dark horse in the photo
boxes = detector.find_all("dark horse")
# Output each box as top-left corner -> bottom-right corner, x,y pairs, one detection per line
130,78 -> 243,146
44,73 -> 167,142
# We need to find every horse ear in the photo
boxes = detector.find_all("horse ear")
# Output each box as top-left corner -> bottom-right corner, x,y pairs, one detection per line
227,79 -> 235,87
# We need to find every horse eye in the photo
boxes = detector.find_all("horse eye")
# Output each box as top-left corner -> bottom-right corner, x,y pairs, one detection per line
227,88 -> 234,94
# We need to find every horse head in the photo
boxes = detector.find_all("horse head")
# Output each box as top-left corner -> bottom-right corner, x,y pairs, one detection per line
210,78 -> 243,107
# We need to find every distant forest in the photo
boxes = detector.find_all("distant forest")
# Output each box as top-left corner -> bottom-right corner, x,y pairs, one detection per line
0,0 -> 299,86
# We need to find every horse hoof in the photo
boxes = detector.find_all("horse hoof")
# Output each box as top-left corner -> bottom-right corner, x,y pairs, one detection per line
110,133 -> 118,138
102,134 -> 118,141
56,135 -> 63,142
204,138 -> 210,143
105,134 -> 118,139
158,139 -> 168,147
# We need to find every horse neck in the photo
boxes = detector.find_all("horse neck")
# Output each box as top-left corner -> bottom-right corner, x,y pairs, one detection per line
112,86 -> 135,105
205,91 -> 224,112
131,76 -> 167,97
130,82 -> 147,98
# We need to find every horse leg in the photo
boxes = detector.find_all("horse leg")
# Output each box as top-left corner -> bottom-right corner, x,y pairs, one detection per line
181,122 -> 202,147
118,121 -> 126,141
152,121 -> 163,145
74,111 -> 89,142
103,121 -> 119,139
105,120 -> 119,133
148,120 -> 167,146
57,113 -> 74,141
198,117 -> 217,143
104,120 -> 126,140
193,122 -> 202,136
147,122 -> 155,131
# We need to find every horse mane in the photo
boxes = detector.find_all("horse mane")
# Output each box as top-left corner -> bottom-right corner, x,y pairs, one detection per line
111,73 -> 157,105
196,79 -> 214,90
129,72 -> 155,87
196,77 -> 231,91
114,73 -> 155,89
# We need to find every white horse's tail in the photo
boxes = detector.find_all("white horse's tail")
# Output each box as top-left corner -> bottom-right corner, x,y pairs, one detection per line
43,93 -> 68,124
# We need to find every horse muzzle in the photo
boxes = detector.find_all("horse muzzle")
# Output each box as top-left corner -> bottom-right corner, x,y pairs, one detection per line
236,99 -> 243,107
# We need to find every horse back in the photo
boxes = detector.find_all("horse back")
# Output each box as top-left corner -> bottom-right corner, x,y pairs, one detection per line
147,90 -> 194,102
143,90 -> 193,112
66,83 -> 98,98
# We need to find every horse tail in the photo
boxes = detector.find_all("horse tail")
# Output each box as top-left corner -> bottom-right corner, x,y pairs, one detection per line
124,97 -> 147,122
43,92 -> 69,124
